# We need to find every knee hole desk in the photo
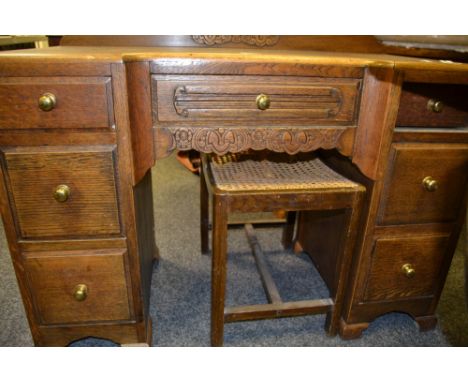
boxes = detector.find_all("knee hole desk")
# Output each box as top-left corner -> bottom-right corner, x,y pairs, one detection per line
0,45 -> 467,345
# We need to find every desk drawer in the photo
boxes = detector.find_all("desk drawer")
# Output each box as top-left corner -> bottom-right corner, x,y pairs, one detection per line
154,75 -> 361,126
364,234 -> 448,302
378,143 -> 468,225
24,249 -> 131,325
1,146 -> 121,239
396,83 -> 468,128
0,77 -> 114,129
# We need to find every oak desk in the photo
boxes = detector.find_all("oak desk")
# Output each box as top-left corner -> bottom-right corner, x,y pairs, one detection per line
0,47 -> 467,345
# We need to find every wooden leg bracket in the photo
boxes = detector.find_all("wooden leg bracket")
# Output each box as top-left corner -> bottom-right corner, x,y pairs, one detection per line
222,224 -> 333,324
225,299 -> 333,323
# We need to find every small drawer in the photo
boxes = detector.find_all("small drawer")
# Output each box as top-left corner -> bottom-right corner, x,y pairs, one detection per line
153,75 -> 361,126
364,234 -> 449,302
396,83 -> 468,128
378,143 -> 468,225
24,249 -> 131,325
0,77 -> 114,129
1,145 -> 121,239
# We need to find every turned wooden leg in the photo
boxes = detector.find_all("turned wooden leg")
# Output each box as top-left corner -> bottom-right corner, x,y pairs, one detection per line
415,315 -> 438,332
200,164 -> 210,255
211,194 -> 228,346
281,211 -> 296,250
339,318 -> 369,340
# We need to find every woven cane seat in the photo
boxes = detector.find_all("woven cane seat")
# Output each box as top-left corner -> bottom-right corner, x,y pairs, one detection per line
207,152 -> 359,192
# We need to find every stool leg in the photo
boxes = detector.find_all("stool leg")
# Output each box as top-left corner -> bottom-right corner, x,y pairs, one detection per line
211,194 -> 229,346
281,211 -> 296,250
326,192 -> 364,336
200,164 -> 209,255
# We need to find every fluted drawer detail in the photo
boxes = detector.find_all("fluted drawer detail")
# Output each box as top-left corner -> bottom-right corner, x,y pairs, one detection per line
154,75 -> 361,125
1,145 -> 121,239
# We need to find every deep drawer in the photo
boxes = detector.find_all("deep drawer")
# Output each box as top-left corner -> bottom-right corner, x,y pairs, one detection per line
24,249 -> 131,325
0,77 -> 114,129
1,145 -> 121,239
153,75 -> 361,126
378,143 -> 468,225
364,234 -> 449,302
396,83 -> 468,128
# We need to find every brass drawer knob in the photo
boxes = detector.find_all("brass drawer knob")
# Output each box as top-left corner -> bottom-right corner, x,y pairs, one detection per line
401,263 -> 416,279
53,184 -> 71,202
427,99 -> 444,113
38,92 -> 57,112
256,94 -> 271,110
422,176 -> 438,192
73,284 -> 88,302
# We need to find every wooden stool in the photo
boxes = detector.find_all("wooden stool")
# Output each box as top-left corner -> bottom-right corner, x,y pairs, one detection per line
200,152 -> 365,346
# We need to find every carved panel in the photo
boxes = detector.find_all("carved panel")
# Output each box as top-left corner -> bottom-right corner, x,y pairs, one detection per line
155,126 -> 354,156
171,84 -> 345,120
191,35 -> 280,47
154,75 -> 361,125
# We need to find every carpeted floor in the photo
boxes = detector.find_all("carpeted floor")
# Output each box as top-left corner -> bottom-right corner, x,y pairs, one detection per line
0,153 -> 466,346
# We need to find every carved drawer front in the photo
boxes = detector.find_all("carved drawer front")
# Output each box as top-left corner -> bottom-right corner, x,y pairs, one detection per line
1,146 -> 121,239
153,75 -> 361,125
396,83 -> 468,127
364,234 -> 449,302
378,143 -> 468,225
0,77 -> 114,129
24,249 -> 131,325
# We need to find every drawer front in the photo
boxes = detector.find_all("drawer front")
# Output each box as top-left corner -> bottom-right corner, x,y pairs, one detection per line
364,235 -> 449,302
154,75 -> 361,125
0,77 -> 114,129
396,83 -> 468,127
378,143 -> 468,225
1,146 -> 121,239
24,249 -> 131,325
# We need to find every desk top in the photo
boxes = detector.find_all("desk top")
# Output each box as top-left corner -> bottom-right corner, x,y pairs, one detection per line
0,46 -> 465,68
1,46 -> 467,84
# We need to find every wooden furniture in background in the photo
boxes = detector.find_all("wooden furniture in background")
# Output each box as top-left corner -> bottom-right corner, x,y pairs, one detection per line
200,152 -> 364,346
0,35 -> 48,51
0,38 -> 467,345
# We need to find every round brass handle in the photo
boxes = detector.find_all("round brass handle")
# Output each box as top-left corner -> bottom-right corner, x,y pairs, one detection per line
53,184 -> 71,202
401,263 -> 416,279
38,93 -> 57,112
73,284 -> 88,302
256,94 -> 271,110
427,99 -> 444,113
422,176 -> 438,192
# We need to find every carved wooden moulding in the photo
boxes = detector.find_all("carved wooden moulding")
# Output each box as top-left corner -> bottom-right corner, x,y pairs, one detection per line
172,84 -> 345,120
155,126 -> 353,157
153,75 -> 361,125
191,35 -> 280,47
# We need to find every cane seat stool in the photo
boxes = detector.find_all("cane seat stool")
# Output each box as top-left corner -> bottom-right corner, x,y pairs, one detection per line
200,151 -> 365,346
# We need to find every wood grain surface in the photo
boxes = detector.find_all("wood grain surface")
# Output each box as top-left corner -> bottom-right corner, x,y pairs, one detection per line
364,235 -> 449,301
2,146 -> 121,239
0,77 -> 114,130
24,249 -> 131,325
378,143 -> 468,225
397,83 -> 468,127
